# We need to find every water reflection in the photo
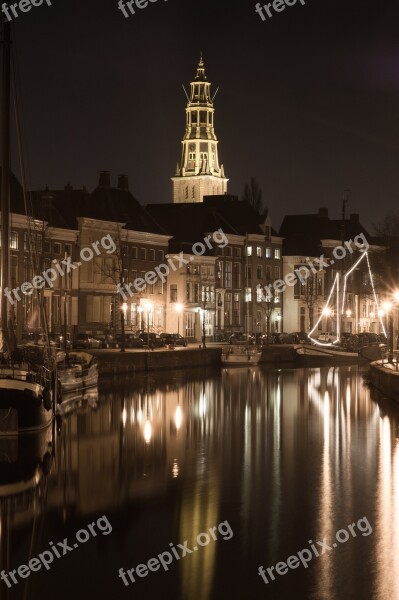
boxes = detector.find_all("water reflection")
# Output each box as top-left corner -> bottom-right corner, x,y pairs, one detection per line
2,366 -> 399,600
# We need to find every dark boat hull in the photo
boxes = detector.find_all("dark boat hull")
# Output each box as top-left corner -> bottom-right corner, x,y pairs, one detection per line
0,426 -> 53,494
0,387 -> 53,434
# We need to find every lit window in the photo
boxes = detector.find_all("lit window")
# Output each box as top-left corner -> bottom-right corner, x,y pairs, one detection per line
245,287 -> 252,302
265,247 -> 272,258
274,248 -> 281,259
10,231 -> 18,250
257,246 -> 262,257
246,246 -> 252,257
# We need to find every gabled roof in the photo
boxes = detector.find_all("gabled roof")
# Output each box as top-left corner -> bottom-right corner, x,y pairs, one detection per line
279,209 -> 372,256
28,185 -> 167,235
146,196 -> 274,254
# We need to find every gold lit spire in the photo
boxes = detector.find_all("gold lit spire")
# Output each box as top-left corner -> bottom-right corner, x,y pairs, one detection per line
195,52 -> 206,81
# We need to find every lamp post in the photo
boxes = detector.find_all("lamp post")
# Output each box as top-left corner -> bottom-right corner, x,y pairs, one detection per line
323,307 -> 332,333
383,291 -> 399,363
120,302 -> 127,353
175,303 -> 183,335
143,301 -> 153,350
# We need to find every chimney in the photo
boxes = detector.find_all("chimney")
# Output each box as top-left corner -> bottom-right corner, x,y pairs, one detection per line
99,171 -> 111,187
318,207 -> 328,218
117,174 -> 129,191
350,213 -> 359,223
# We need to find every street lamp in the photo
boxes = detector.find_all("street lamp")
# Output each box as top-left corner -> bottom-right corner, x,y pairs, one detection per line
382,296 -> 399,362
120,302 -> 128,353
143,301 -> 153,349
175,303 -> 183,335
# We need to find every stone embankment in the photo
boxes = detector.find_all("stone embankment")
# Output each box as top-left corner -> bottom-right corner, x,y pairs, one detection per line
91,345 -> 298,376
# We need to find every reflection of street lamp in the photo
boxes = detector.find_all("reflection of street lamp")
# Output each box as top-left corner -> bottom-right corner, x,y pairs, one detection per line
175,303 -> 183,335
144,420 -> 152,444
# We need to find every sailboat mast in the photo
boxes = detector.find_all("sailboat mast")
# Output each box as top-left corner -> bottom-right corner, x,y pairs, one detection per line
0,13 -> 11,350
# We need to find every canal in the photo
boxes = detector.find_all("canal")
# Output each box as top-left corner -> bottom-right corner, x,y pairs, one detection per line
1,365 -> 399,600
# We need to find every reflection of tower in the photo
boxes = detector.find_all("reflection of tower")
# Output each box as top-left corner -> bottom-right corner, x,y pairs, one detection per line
172,54 -> 228,203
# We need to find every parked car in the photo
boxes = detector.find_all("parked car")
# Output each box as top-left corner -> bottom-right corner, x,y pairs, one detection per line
160,333 -> 188,347
340,333 -> 360,350
317,332 -> 338,343
36,333 -> 72,349
74,333 -> 102,349
270,332 -> 297,344
357,332 -> 381,346
96,334 -> 119,349
138,332 -> 165,348
115,333 -> 144,348
290,332 -> 311,344
229,332 -> 255,345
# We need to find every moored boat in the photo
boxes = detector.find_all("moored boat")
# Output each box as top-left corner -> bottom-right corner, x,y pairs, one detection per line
0,18 -> 57,435
294,342 -> 385,364
57,351 -> 98,395
221,345 -> 262,366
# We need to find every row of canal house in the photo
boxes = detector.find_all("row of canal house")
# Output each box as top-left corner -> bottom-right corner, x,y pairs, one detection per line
3,171 -> 390,342
4,172 -> 284,341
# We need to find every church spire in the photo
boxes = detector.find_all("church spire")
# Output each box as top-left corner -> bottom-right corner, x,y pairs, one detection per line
171,55 -> 228,204
195,52 -> 206,80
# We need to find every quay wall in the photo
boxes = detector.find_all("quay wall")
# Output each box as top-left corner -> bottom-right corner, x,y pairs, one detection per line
92,348 -> 221,376
91,345 -> 298,376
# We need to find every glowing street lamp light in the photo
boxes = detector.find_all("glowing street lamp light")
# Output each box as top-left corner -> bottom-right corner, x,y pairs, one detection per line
382,301 -> 392,313
175,302 -> 183,335
143,301 -> 153,349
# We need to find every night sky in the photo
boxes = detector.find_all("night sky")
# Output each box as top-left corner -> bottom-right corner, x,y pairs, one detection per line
10,0 -> 399,230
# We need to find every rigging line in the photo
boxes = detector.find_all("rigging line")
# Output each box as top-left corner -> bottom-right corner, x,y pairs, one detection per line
11,47 -> 51,357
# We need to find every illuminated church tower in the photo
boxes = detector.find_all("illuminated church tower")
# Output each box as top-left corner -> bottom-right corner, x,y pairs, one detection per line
172,55 -> 228,203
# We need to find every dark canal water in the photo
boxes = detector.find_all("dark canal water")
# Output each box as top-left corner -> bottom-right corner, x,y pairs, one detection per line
1,365 -> 399,600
